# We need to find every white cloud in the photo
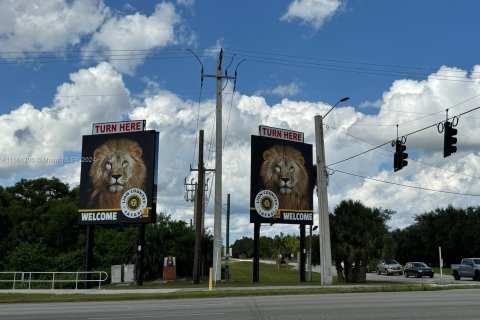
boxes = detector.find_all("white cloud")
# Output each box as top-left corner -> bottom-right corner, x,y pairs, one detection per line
0,1 -> 191,74
203,38 -> 225,58
0,0 -> 108,56
2,63 -> 480,243
0,62 -> 130,178
83,2 -> 182,75
177,0 -> 195,7
359,99 -> 382,109
281,0 -> 343,31
256,81 -> 303,97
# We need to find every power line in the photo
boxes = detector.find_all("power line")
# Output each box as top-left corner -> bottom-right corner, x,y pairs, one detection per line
398,94 -> 480,127
187,49 -> 206,167
225,47 -> 480,76
2,46 -> 479,83
327,105 -> 480,167
332,169 -> 480,197
0,91 -> 215,101
327,125 -> 480,180
222,50 -> 480,83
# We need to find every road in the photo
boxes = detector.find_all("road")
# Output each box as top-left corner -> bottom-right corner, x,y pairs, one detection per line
366,270 -> 458,284
2,289 -> 480,320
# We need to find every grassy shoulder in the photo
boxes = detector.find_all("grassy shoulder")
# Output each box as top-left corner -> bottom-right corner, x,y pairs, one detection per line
0,260 -> 477,303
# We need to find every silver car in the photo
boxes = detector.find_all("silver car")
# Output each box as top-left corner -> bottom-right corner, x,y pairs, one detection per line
377,259 -> 403,275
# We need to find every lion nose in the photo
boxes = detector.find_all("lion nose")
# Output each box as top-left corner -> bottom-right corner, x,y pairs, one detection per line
281,178 -> 290,183
112,174 -> 122,181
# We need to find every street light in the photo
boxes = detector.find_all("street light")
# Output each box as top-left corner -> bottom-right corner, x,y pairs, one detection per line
323,97 -> 350,119
315,96 -> 350,285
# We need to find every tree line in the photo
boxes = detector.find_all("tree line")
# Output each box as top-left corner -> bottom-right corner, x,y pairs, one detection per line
0,177 -> 213,280
1,177 -> 479,284
232,199 -> 480,283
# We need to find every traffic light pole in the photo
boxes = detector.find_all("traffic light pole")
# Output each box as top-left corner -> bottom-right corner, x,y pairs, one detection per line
314,115 -> 333,285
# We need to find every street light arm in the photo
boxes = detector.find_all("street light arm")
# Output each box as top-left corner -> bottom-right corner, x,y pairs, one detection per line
323,97 -> 350,119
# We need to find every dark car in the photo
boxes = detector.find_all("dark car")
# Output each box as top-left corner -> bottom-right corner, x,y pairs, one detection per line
403,262 -> 434,278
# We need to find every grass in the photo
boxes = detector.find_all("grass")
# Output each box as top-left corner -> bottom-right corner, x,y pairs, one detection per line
100,259 -> 322,289
432,267 -> 451,275
0,260 -> 478,304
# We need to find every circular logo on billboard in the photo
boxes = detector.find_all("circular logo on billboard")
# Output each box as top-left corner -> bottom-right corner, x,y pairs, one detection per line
254,190 -> 279,218
121,188 -> 148,219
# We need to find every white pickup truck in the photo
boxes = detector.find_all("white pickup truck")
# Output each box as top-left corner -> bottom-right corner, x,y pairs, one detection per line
451,258 -> 480,280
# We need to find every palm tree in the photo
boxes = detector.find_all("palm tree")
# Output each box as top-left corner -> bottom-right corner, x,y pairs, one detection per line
331,200 -> 393,283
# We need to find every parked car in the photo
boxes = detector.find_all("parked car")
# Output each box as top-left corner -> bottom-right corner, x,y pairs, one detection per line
403,262 -> 434,278
376,259 -> 403,275
451,258 -> 480,280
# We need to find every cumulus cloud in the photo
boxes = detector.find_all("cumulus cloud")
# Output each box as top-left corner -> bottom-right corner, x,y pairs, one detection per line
177,0 -> 195,7
83,2 -> 182,74
281,0 -> 343,31
2,62 -> 480,241
0,62 -> 130,178
0,0 -> 107,56
203,38 -> 225,58
256,81 -> 303,97
0,1 -> 189,75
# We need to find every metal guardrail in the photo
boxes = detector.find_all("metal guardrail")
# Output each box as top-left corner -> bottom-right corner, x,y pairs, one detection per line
0,271 -> 109,290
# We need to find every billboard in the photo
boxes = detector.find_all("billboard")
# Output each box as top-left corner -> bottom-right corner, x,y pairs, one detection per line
78,130 -> 159,225
250,135 -> 314,225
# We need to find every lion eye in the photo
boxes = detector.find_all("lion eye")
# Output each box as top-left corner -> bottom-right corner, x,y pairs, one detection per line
105,161 -> 112,170
275,164 -> 281,173
122,160 -> 128,167
289,165 -> 295,173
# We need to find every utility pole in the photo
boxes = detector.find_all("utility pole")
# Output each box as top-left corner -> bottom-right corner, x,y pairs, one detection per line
188,48 -> 239,282
225,194 -> 231,281
213,49 -> 223,282
192,130 -> 205,284
203,49 -> 236,281
315,115 -> 333,285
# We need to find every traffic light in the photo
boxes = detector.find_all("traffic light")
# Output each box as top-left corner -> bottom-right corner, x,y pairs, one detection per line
443,121 -> 457,157
394,140 -> 408,172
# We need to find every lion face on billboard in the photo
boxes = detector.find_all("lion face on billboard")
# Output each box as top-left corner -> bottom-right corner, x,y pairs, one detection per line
89,139 -> 146,208
260,145 -> 309,210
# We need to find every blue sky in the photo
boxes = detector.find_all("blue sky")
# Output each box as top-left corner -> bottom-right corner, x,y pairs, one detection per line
1,0 -> 480,242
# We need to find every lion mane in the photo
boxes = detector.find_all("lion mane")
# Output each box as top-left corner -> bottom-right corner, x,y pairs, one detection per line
260,145 -> 310,210
89,139 -> 147,209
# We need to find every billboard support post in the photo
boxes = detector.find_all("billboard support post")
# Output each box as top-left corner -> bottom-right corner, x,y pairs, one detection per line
299,224 -> 306,282
136,223 -> 146,286
85,225 -> 94,289
253,222 -> 260,283
315,115 -> 333,285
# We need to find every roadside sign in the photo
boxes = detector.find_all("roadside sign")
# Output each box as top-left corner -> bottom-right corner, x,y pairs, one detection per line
259,125 -> 304,142
92,120 -> 146,135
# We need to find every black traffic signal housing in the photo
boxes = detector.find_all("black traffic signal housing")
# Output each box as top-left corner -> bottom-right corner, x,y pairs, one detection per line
443,121 -> 457,157
394,140 -> 408,172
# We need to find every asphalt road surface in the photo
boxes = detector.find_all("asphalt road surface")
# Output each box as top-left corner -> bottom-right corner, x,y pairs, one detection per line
2,289 -> 480,320
366,270 -> 458,283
